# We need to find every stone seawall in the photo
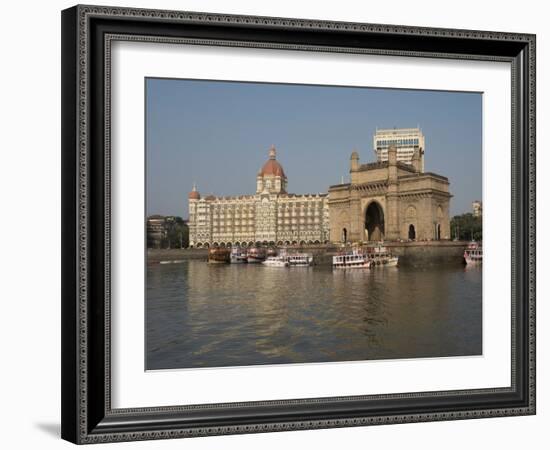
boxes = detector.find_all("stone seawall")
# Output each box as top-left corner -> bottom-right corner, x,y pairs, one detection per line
148,241 -> 468,267
147,248 -> 208,264
384,241 -> 467,267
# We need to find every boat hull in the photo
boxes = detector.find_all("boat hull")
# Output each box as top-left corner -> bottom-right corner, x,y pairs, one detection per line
333,263 -> 372,269
262,256 -> 289,267
370,257 -> 399,267
247,257 -> 265,263
262,261 -> 288,267
230,254 -> 248,263
207,248 -> 230,264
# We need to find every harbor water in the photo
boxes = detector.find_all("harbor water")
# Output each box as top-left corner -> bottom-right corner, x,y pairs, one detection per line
146,260 -> 482,370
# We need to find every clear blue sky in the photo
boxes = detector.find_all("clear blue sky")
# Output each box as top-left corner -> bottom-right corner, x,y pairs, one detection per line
146,78 -> 482,218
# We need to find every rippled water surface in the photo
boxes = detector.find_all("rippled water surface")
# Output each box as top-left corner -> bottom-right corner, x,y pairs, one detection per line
146,261 -> 482,370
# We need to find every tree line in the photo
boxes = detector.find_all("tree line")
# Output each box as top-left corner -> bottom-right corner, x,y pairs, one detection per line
147,216 -> 189,249
450,213 -> 482,241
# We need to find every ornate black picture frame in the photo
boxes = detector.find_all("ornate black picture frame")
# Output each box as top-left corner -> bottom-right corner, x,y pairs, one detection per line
61,4 -> 536,444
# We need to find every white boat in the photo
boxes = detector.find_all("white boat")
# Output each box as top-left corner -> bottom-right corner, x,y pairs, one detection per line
332,250 -> 373,269
464,241 -> 482,265
262,256 -> 289,267
365,244 -> 399,267
287,253 -> 313,266
230,247 -> 248,263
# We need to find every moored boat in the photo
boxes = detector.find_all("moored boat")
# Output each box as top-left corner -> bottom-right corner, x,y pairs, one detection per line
365,244 -> 399,267
230,247 -> 248,263
247,247 -> 267,263
262,256 -> 289,267
464,241 -> 482,265
332,249 -> 372,269
208,247 -> 230,264
287,253 -> 313,266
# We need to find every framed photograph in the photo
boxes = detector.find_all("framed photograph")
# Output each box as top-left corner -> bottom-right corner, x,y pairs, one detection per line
61,4 -> 536,444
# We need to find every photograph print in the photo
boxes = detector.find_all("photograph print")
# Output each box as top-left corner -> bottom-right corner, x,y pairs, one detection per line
145,78 -> 483,371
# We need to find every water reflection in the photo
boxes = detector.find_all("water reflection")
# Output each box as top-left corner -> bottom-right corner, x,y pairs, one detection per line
146,261 -> 482,370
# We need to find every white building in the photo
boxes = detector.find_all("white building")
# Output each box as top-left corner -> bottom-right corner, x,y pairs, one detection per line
188,146 -> 330,247
472,200 -> 482,217
373,127 -> 425,172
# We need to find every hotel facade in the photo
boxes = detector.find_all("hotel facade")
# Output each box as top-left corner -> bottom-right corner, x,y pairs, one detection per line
188,146 -> 330,247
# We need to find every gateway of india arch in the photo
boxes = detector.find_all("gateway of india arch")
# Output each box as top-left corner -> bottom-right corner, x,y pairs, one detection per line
328,128 -> 452,243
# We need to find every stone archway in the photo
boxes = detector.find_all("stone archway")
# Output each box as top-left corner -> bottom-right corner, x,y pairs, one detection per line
365,202 -> 385,241
408,224 -> 416,240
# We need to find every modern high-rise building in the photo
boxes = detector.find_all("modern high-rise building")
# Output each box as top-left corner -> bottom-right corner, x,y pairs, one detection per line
373,127 -> 425,172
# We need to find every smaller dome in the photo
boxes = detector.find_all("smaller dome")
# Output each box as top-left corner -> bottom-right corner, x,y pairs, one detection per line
350,150 -> 359,159
188,183 -> 200,200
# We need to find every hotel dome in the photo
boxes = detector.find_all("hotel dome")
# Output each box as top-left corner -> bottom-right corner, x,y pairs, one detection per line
259,145 -> 286,178
188,184 -> 200,200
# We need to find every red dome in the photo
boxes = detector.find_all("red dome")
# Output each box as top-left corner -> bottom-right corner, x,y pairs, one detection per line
188,184 -> 200,200
260,159 -> 286,177
259,145 -> 286,178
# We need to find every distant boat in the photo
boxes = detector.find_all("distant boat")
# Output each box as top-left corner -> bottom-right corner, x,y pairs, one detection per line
276,248 -> 313,266
287,253 -> 313,266
464,241 -> 482,265
247,247 -> 267,263
262,256 -> 289,267
208,247 -> 230,264
365,244 -> 399,267
230,247 -> 248,263
332,249 -> 373,269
